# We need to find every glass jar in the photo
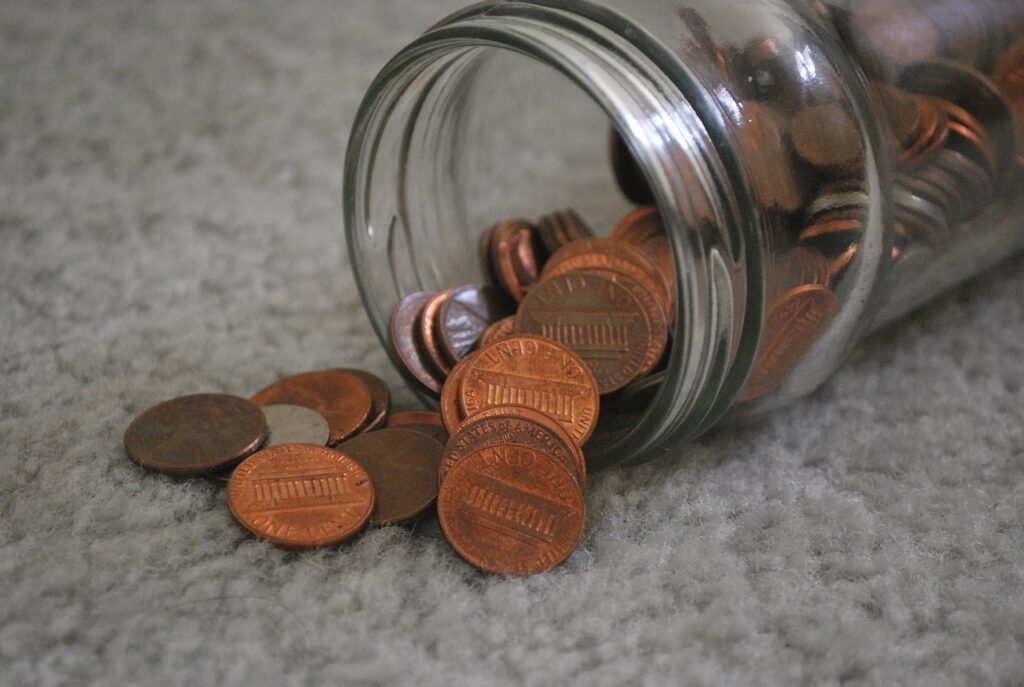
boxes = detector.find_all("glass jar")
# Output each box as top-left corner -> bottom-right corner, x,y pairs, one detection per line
343,0 -> 1024,469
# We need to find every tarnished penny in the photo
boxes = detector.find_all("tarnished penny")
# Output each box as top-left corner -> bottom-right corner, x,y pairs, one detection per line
262,405 -> 330,448
438,443 -> 585,576
399,423 -> 450,446
386,410 -> 445,429
335,369 -> 391,433
610,130 -> 655,205
438,284 -> 513,364
441,351 -> 478,436
251,370 -> 373,446
480,317 -> 517,346
227,444 -> 374,549
489,219 -> 544,302
791,102 -> 864,171
439,407 -> 586,487
124,394 -> 268,475
738,284 -> 839,402
419,290 -> 455,377
517,272 -> 664,395
459,335 -> 599,445
336,429 -> 445,526
388,292 -> 444,396
536,210 -> 596,255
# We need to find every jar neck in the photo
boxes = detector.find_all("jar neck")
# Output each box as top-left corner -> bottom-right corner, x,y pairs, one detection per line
345,2 -> 760,468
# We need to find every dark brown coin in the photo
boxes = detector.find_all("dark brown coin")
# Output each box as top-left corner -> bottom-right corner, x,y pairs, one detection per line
610,130 -> 655,205
399,423 -> 450,446
480,317 -> 517,347
536,210 -> 595,255
517,271 -> 665,395
262,405 -> 331,448
439,407 -> 585,487
459,335 -> 600,445
441,351 -> 477,436
387,410 -> 446,429
419,290 -> 455,377
489,219 -> 545,302
336,429 -> 445,526
843,0 -> 939,79
738,285 -> 839,402
388,292 -> 444,396
251,370 -> 373,446
334,369 -> 391,433
438,284 -> 513,364
124,393 -> 268,475
790,102 -> 864,171
227,444 -> 374,549
438,443 -> 585,576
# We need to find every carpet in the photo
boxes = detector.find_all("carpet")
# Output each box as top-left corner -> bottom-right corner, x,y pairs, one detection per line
2,2 -> 1023,685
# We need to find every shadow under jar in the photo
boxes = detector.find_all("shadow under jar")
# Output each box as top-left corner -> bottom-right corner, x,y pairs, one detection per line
344,0 -> 1024,469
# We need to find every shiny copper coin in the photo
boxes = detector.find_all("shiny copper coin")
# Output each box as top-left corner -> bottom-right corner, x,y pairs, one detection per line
738,284 -> 839,402
612,205 -> 664,244
536,210 -> 595,255
611,206 -> 677,305
459,335 -> 600,445
124,393 -> 268,475
335,369 -> 391,433
734,102 -> 805,212
251,370 -> 373,446
227,444 -> 374,549
386,410 -> 445,429
517,272 -> 665,395
438,443 -> 585,576
336,429 -> 444,526
441,351 -> 477,436
480,317 -> 517,347
440,407 -> 585,487
262,405 -> 330,448
388,292 -> 444,396
438,284 -> 513,364
419,290 -> 455,377
489,219 -> 544,302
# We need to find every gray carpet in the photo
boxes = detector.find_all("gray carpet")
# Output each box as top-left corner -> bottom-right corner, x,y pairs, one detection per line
3,2 -> 1024,685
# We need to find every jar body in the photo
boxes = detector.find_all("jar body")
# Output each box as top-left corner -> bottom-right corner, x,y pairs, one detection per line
344,0 -> 1024,467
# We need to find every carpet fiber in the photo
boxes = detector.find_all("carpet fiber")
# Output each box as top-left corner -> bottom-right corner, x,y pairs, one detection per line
3,2 -> 1024,685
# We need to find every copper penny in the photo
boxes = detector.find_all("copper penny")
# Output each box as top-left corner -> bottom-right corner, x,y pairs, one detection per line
227,444 -> 374,549
536,209 -> 596,255
336,429 -> 445,526
790,102 -> 864,171
738,284 -> 839,402
419,290 -> 455,377
516,272 -> 664,395
611,206 -> 676,305
441,351 -> 477,436
438,284 -> 513,364
124,393 -> 268,475
262,405 -> 330,448
399,423 -> 450,446
480,317 -> 517,347
459,335 -> 599,445
733,102 -> 805,212
386,410 -> 445,429
489,219 -> 544,302
438,443 -> 585,576
335,369 -> 391,433
388,292 -> 444,396
251,370 -> 373,446
439,407 -> 585,487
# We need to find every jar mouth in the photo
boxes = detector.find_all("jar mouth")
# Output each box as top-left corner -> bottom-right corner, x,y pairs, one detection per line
344,2 -> 761,468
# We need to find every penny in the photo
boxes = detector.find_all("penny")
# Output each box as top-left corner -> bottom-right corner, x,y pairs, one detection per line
459,335 -> 599,445
124,393 -> 268,475
610,130 -> 655,205
388,292 -> 444,396
419,290 -> 455,377
611,207 -> 677,304
517,271 -> 665,395
738,284 -> 839,402
336,429 -> 445,526
536,210 -> 595,255
612,206 -> 664,245
441,351 -> 477,436
489,220 -> 544,302
399,423 -> 450,446
387,410 -> 445,429
335,369 -> 391,433
439,407 -> 586,487
438,443 -> 585,576
227,444 -> 374,548
438,284 -> 513,364
733,101 -> 805,212
791,102 -> 864,171
261,405 -> 330,448
480,317 -> 517,347
251,370 -> 373,446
